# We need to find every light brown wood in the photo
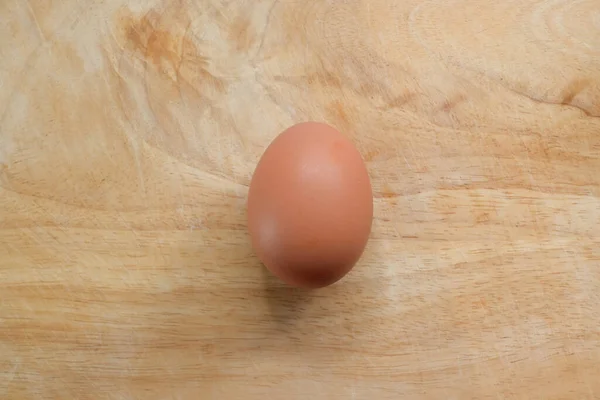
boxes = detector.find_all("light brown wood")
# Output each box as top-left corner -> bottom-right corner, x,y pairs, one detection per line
1,0 -> 599,398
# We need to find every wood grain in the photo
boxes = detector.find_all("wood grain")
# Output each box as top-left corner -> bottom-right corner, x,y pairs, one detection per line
1,0 -> 599,398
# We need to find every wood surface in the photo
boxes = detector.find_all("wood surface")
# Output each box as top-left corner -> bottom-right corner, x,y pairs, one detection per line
1,0 -> 600,398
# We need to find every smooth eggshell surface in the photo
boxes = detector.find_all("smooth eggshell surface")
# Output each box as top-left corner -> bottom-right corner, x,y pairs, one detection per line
247,122 -> 373,289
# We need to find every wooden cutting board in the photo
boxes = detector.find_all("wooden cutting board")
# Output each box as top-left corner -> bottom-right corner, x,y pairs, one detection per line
1,0 -> 599,398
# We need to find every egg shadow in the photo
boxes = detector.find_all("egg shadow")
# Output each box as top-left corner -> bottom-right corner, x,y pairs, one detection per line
261,265 -> 314,328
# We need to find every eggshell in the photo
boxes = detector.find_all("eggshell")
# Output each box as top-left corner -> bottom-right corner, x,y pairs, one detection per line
247,122 -> 373,289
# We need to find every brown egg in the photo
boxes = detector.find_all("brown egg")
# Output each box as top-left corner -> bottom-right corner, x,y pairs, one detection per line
247,122 -> 373,289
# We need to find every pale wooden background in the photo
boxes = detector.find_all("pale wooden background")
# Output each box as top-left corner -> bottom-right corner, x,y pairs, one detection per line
1,0 -> 599,399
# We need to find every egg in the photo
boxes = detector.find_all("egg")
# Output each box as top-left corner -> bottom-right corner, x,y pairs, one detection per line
247,122 -> 373,289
